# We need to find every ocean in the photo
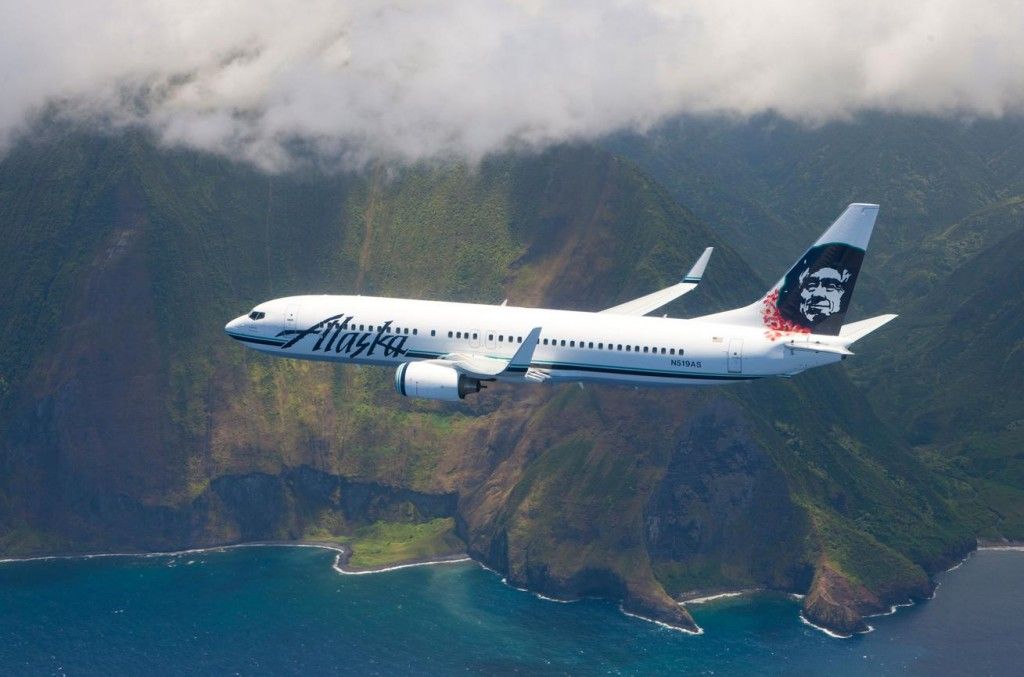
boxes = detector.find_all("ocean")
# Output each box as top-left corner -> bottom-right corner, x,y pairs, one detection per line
1,547 -> 1021,675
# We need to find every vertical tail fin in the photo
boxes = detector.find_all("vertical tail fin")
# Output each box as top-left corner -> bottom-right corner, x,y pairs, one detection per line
700,204 -> 879,337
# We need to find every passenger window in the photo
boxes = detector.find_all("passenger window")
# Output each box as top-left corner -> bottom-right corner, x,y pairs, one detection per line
643,347 -> 648,353
598,343 -> 603,349
448,331 -> 453,338
543,338 -> 548,345
499,335 -> 504,342
626,345 -> 631,352
570,341 -> 575,347
679,349 -> 684,355
473,333 -> 478,340
588,342 -> 594,349
431,330 -> 436,337
670,348 -> 675,355
617,344 -> 622,351
560,340 -> 566,347
414,329 -> 418,335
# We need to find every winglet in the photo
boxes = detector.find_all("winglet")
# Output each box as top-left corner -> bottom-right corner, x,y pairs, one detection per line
507,327 -> 542,373
682,247 -> 713,283
601,247 -> 713,316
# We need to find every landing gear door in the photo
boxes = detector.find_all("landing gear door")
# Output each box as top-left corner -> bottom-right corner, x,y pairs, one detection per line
727,338 -> 743,373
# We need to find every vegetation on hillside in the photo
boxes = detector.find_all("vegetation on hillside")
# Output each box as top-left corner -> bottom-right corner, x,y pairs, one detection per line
0,119 -> 1016,634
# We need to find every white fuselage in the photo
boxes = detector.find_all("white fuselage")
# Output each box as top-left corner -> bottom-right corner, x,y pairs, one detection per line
225,295 -> 842,386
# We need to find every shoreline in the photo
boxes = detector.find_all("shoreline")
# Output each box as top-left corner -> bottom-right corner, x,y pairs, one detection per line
7,541 -> 1019,639
0,540 -> 348,565
0,540 -> 482,578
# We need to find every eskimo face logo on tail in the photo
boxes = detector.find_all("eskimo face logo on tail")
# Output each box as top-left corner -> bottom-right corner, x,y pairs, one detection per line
769,243 -> 864,337
278,314 -> 408,358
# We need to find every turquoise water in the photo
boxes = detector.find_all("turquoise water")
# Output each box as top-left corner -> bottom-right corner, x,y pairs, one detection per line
1,547 -> 1021,675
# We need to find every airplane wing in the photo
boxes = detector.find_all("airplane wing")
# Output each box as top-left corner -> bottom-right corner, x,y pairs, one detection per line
600,247 -> 713,316
428,327 -> 542,378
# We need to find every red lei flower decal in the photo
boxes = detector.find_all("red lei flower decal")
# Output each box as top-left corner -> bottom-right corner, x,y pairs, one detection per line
761,289 -> 811,341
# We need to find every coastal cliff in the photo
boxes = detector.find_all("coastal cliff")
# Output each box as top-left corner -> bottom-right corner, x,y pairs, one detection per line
0,129 -> 998,635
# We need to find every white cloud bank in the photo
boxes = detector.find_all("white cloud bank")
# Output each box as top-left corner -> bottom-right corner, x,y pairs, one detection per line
2,0 -> 1023,168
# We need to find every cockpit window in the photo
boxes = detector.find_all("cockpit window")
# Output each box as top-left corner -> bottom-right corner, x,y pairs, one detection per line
248,311 -> 266,320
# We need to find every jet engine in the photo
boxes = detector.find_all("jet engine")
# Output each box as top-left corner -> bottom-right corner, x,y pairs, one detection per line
394,362 -> 483,401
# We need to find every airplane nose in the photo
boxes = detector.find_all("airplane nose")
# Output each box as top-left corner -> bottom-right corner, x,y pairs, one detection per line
225,315 -> 245,333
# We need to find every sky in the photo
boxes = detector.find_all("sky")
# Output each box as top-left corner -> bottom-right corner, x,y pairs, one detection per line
2,0 -> 1023,169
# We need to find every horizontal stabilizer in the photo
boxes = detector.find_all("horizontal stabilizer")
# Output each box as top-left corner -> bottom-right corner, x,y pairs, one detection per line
839,314 -> 898,343
601,247 -> 713,316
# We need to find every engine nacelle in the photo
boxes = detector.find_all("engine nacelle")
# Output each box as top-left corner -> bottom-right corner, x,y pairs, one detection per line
394,362 -> 483,401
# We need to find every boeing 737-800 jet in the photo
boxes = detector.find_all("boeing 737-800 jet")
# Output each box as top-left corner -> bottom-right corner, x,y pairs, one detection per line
225,203 -> 895,401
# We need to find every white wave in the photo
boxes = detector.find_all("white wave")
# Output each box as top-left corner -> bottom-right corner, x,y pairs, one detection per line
681,591 -> 747,605
331,554 -> 471,576
474,562 -> 501,576
865,599 -> 915,618
798,612 -> 854,639
619,605 -> 704,636
944,552 -> 974,572
534,592 -> 577,604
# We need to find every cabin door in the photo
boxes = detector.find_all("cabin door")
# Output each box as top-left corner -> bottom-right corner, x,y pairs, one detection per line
284,305 -> 298,338
727,338 -> 743,373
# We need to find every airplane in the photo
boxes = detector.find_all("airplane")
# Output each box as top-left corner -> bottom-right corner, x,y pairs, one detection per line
225,203 -> 896,401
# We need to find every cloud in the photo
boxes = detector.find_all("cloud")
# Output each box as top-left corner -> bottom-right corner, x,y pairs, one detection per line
2,0 -> 1023,169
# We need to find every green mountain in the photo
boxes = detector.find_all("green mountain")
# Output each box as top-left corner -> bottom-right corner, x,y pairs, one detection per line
0,129 -> 981,635
857,198 -> 1024,539
607,113 -> 1024,308
610,113 -> 1024,543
